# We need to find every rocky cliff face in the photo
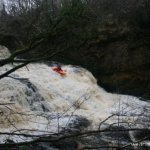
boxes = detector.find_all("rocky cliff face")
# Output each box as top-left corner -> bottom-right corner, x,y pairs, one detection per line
53,27 -> 150,100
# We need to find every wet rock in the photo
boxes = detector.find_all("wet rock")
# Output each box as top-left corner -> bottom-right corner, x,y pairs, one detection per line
52,139 -> 83,150
102,126 -> 132,144
67,116 -> 91,131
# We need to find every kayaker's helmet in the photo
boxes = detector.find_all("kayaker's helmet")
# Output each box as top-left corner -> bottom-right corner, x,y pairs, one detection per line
57,65 -> 61,70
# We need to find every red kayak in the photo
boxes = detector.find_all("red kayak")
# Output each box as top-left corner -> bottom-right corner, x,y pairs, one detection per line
51,67 -> 66,76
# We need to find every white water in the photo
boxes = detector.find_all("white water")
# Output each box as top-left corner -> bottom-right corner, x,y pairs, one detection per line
0,46 -> 150,143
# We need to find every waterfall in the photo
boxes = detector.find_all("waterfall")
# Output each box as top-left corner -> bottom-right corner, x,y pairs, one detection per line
0,46 -> 150,145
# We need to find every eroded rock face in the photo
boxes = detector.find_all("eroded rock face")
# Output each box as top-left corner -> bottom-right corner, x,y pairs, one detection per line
53,32 -> 150,99
0,46 -> 150,149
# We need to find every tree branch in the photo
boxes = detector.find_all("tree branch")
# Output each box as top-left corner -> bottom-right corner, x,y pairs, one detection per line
0,62 -> 29,79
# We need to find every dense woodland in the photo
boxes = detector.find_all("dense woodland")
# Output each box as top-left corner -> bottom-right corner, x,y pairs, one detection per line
0,0 -> 150,98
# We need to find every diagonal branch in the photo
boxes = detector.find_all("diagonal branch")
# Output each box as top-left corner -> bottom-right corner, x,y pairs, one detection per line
0,62 -> 29,80
0,39 -> 44,67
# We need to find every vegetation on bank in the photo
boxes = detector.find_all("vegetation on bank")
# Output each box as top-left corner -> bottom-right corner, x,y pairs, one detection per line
0,0 -> 150,51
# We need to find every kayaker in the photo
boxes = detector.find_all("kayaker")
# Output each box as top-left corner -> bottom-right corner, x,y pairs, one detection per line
52,65 -> 66,76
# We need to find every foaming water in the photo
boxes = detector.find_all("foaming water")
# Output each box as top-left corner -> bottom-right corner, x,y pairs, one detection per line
0,47 -> 150,143
0,46 -> 11,59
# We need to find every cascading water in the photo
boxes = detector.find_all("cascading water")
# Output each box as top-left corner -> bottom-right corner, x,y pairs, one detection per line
0,46 -> 150,147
